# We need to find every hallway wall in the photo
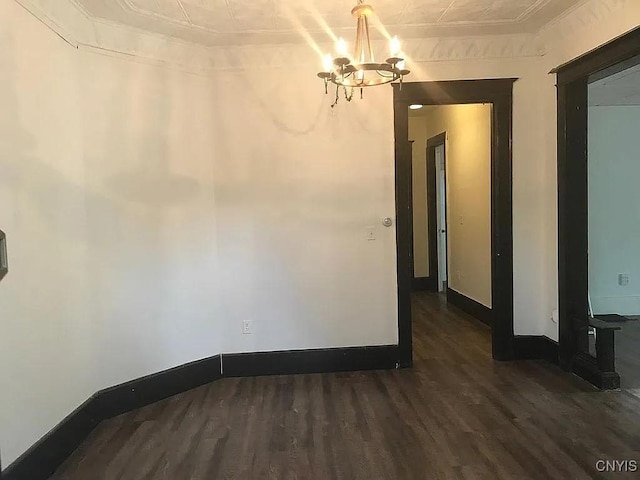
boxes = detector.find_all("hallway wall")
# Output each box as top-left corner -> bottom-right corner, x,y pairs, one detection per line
588,106 -> 640,315
423,104 -> 492,308
409,116 -> 429,278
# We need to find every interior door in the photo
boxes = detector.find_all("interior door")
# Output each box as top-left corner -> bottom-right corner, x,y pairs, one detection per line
435,144 -> 447,292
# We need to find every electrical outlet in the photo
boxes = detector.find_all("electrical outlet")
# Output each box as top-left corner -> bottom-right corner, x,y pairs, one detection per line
459,215 -> 464,225
455,270 -> 461,281
242,320 -> 252,335
618,274 -> 629,286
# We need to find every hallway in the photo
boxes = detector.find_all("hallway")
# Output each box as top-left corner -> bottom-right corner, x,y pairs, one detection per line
52,293 -> 640,480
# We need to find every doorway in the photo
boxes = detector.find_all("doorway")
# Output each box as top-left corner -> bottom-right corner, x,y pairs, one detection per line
424,133 -> 448,294
415,105 -> 493,325
430,138 -> 447,293
394,80 -> 516,367
555,27 -> 640,389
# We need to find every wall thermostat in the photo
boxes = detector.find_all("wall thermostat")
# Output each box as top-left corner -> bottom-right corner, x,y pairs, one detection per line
0,229 -> 7,282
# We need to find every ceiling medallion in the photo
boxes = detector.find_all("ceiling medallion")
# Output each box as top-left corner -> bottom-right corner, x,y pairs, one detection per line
317,0 -> 410,107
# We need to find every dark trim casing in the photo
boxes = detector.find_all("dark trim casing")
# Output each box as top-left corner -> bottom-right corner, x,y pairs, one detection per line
3,355 -> 223,480
394,79 -> 516,364
412,276 -> 437,292
554,26 -> 640,387
551,27 -> 640,83
223,345 -> 399,377
426,132 -> 447,292
446,287 -> 492,326
0,229 -> 7,282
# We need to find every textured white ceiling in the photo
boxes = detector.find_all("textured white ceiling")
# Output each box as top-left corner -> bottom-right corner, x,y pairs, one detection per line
590,61 -> 640,106
70,0 -> 584,46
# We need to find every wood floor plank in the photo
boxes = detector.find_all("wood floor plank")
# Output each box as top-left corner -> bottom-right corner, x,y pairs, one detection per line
51,292 -> 640,479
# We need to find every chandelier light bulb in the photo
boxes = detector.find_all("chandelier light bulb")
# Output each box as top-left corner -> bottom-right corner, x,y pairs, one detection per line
397,59 -> 406,70
390,36 -> 401,56
336,38 -> 348,57
322,54 -> 334,72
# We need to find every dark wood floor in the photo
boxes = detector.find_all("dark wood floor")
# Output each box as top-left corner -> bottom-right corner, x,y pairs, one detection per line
52,292 -> 640,479
617,319 -> 640,391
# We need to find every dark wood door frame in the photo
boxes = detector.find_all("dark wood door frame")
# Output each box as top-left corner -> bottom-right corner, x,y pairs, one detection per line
553,27 -> 640,388
426,132 -> 446,291
394,79 -> 516,366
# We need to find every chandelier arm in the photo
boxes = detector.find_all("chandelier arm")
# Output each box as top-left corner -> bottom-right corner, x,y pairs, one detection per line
331,84 -> 340,108
376,68 -> 400,79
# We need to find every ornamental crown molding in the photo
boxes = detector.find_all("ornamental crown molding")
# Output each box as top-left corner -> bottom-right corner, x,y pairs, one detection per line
537,0 -> 636,65
14,0 -> 557,74
16,0 -> 215,74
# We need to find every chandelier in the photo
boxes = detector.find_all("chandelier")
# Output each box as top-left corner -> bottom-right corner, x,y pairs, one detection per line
317,0 -> 410,107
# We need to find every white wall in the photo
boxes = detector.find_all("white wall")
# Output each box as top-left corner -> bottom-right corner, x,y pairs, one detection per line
536,0 -> 640,340
0,0 -> 222,465
211,70 -> 398,354
423,104 -> 493,308
407,58 -> 548,337
2,0 -> 639,467
409,116 -> 429,278
0,1 -> 398,466
588,106 -> 640,315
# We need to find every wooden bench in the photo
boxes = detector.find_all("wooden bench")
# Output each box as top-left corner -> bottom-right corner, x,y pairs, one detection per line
588,314 -> 633,374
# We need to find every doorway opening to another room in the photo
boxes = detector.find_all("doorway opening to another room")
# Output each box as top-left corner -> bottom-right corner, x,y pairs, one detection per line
555,27 -> 640,390
409,103 -> 493,347
394,80 -> 516,367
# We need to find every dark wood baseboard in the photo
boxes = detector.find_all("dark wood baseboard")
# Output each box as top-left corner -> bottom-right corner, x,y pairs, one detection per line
573,351 -> 620,390
1,396 -> 101,480
3,344 -> 400,479
412,276 -> 437,292
512,336 -> 559,364
95,355 -> 223,419
223,345 -> 399,377
446,287 -> 492,326
3,355 -> 222,480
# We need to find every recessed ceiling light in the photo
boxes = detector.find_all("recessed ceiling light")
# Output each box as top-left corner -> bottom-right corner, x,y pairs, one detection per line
409,104 -> 423,110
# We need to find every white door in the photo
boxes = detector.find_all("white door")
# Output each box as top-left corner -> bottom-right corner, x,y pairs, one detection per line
435,144 -> 447,292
